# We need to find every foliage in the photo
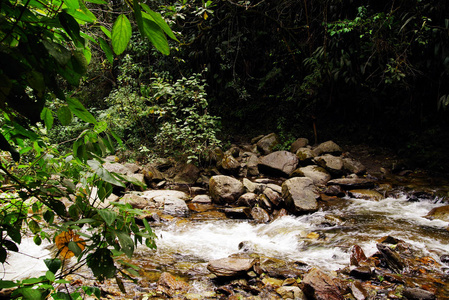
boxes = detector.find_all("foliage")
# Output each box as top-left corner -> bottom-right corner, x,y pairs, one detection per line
152,72 -> 222,165
0,0 -> 176,297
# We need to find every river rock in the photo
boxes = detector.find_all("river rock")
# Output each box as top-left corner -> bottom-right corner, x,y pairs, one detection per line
349,266 -> 372,280
327,178 -> 376,189
296,147 -> 315,164
256,133 -> 280,154
121,193 -> 154,209
343,158 -> 366,175
207,256 -> 257,277
209,175 -> 245,204
263,187 -> 282,206
255,256 -> 305,278
292,165 -> 331,186
350,281 -> 369,300
192,194 -> 212,203
243,178 -> 265,194
276,286 -> 306,300
236,192 -> 258,207
403,287 -> 436,300
314,154 -> 344,175
425,205 -> 449,222
173,163 -> 200,184
141,190 -> 189,216
157,272 -> 190,297
282,177 -> 318,214
349,189 -> 384,201
103,161 -> 132,175
221,153 -> 240,173
290,138 -> 309,153
251,206 -> 270,223
313,140 -> 343,156
259,151 -> 299,177
376,243 -> 406,273
350,245 -> 368,266
223,207 -> 251,219
301,268 -> 344,300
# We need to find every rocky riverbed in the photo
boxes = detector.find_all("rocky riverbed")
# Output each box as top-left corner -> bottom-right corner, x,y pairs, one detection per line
6,134 -> 449,299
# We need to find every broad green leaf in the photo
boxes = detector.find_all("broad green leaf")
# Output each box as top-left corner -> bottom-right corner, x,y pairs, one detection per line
87,160 -> 125,187
43,210 -> 55,224
98,37 -> 114,64
40,107 -> 54,130
141,17 -> 169,55
66,97 -> 97,124
97,209 -> 117,226
112,15 -> 132,55
68,241 -> 83,257
51,292 -> 72,300
94,120 -> 108,134
58,11 -> 84,46
45,270 -> 56,282
41,40 -> 71,65
141,4 -> 178,41
82,286 -> 101,298
16,287 -> 43,299
85,0 -> 106,3
115,173 -> 147,188
3,240 -> 18,252
115,230 -> 134,258
63,0 -> 79,10
0,280 -> 18,289
33,235 -> 42,245
87,248 -> 116,280
57,105 -> 72,125
28,220 -> 40,234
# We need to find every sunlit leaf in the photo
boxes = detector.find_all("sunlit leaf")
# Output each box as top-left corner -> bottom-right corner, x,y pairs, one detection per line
140,3 -> 178,41
141,16 -> 169,55
112,15 -> 132,55
66,97 -> 97,124
97,209 -> 117,226
57,105 -> 72,125
40,107 -> 54,130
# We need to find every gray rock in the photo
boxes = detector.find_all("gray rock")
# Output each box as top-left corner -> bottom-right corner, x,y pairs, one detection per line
124,162 -> 140,174
282,177 -> 318,214
121,193 -> 154,209
343,158 -> 366,175
103,161 -> 131,175
243,178 -> 265,194
209,175 -> 245,204
313,140 -> 343,156
327,178 -> 376,189
141,190 -> 189,216
403,287 -> 436,300
263,187 -> 282,206
296,147 -> 315,164
301,268 -> 344,300
259,151 -> 299,177
251,206 -> 270,223
246,153 -> 260,176
173,163 -> 200,184
221,153 -> 240,173
314,154 -> 344,175
256,133 -> 280,155
276,286 -> 306,300
207,256 -> 256,277
236,192 -> 258,207
293,165 -> 331,186
349,189 -> 383,201
266,183 -> 282,194
192,194 -> 212,203
290,138 -> 309,153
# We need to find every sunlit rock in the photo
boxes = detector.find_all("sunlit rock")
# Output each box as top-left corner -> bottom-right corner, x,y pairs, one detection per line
209,175 -> 245,204
157,272 -> 190,297
282,177 -> 319,214
296,147 -> 315,164
327,177 -> 376,189
207,255 -> 257,277
292,165 -> 331,186
250,206 -> 270,223
312,140 -> 343,156
349,189 -> 384,201
314,154 -> 344,175
259,151 -> 299,177
425,205 -> 449,222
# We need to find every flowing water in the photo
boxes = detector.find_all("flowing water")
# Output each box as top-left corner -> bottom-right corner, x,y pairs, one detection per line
141,194 -> 449,274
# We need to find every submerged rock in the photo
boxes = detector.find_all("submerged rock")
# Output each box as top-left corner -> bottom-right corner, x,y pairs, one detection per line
157,272 -> 190,297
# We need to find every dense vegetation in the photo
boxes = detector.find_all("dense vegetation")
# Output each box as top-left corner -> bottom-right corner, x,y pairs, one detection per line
1,0 -> 449,298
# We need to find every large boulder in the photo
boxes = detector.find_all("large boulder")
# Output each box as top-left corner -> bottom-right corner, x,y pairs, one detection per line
425,205 -> 449,222
313,141 -> 343,157
256,133 -> 280,155
220,153 -> 240,173
259,151 -> 299,177
292,165 -> 331,186
173,163 -> 200,184
207,255 -> 257,277
296,147 -> 315,164
343,158 -> 366,175
141,190 -> 189,216
282,177 -> 318,214
301,268 -> 344,300
327,177 -> 376,189
209,175 -> 245,204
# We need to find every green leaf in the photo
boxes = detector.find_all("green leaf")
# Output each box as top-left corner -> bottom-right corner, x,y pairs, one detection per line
115,173 -> 147,188
98,37 -> 114,64
51,292 -> 72,300
66,97 -> 97,124
87,160 -> 125,187
82,286 -> 101,298
58,11 -> 84,46
16,287 -> 43,300
115,230 -> 134,258
57,106 -> 72,125
100,26 -> 111,39
28,220 -> 41,234
33,235 -> 42,246
97,209 -> 117,226
0,248 -> 7,264
43,210 -> 55,224
63,0 -> 79,10
45,270 -> 55,282
87,248 -> 116,281
68,241 -> 83,257
42,40 -> 71,65
94,120 -> 108,134
112,15 -> 132,55
141,16 -> 170,55
140,4 -> 178,41
0,280 -> 18,289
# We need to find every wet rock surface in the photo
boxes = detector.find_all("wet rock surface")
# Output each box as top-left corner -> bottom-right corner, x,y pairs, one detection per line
52,135 -> 449,299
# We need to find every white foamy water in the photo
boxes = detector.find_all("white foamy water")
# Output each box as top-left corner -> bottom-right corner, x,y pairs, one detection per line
151,194 -> 449,271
